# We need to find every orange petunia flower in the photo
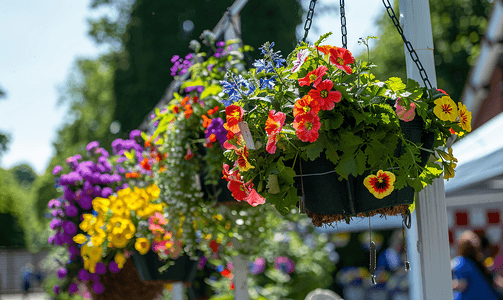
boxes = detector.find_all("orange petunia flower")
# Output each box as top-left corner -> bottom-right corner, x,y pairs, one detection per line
307,79 -> 342,111
329,47 -> 355,74
433,96 -> 458,122
223,104 -> 244,133
125,172 -> 140,178
293,95 -> 320,117
235,146 -> 254,172
184,104 -> 193,119
265,110 -> 286,154
202,115 -> 212,128
180,96 -> 190,106
363,170 -> 396,199
293,111 -> 321,143
316,45 -> 333,56
457,102 -> 472,132
209,134 -> 217,143
298,65 -> 328,88
172,105 -> 180,114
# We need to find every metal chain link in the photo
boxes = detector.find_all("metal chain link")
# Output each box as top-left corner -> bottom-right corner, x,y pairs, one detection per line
340,0 -> 347,48
382,0 -> 433,90
302,0 -> 318,43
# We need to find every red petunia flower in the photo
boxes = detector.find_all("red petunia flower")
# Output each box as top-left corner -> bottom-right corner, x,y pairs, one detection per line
228,180 -> 248,200
184,148 -> 193,160
316,45 -> 333,56
308,79 -> 342,111
329,47 -> 355,74
265,110 -> 286,154
293,111 -> 321,143
298,65 -> 328,88
222,163 -> 241,182
223,105 -> 244,133
363,170 -> 396,199
140,157 -> 151,171
293,95 -> 320,117
180,96 -> 190,106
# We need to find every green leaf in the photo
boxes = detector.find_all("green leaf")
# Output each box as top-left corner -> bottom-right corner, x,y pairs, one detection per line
319,133 -> 339,165
337,157 -> 357,178
266,174 -> 280,194
276,157 -> 296,185
284,187 -> 299,208
200,84 -> 222,99
315,32 -> 333,46
301,141 -> 324,161
180,78 -> 205,90
386,77 -> 406,91
355,150 -> 367,175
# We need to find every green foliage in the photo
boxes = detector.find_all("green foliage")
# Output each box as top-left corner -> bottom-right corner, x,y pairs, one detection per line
363,0 -> 493,102
10,163 -> 37,187
88,0 -> 303,132
0,167 -> 44,251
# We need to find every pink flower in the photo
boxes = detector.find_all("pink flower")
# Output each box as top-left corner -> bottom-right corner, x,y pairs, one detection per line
265,110 -> 286,154
395,99 -> 416,122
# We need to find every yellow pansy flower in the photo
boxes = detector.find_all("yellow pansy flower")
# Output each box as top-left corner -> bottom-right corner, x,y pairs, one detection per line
135,237 -> 151,255
433,96 -> 458,122
73,234 -> 87,244
114,252 -> 126,269
458,102 -> 472,132
363,170 -> 396,199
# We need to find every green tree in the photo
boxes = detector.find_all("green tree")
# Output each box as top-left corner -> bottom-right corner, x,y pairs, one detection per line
88,0 -> 303,132
10,163 -> 37,188
0,86 -> 10,158
362,0 -> 492,102
33,54 -> 118,220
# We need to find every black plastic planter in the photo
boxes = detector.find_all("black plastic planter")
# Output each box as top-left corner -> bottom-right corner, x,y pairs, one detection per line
296,114 -> 435,226
132,250 -> 200,283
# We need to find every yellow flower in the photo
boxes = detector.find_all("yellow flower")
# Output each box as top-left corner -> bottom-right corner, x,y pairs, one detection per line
81,243 -> 103,273
146,184 -> 161,199
79,214 -> 95,232
114,252 -> 126,269
443,162 -> 457,181
433,96 -> 458,122
92,197 -> 110,215
73,234 -> 87,244
110,198 -> 130,218
458,102 -> 472,132
363,170 -> 396,199
135,237 -> 151,255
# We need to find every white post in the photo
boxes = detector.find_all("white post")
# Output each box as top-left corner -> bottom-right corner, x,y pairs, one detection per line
171,282 -> 185,300
398,0 -> 454,299
233,255 -> 249,300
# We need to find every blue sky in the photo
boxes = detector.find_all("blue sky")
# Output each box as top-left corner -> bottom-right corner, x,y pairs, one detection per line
0,0 -> 383,174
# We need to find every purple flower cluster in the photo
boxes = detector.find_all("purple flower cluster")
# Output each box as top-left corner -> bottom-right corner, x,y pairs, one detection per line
185,85 -> 205,93
205,117 -> 227,148
214,41 -> 227,58
274,256 -> 295,274
111,131 -> 145,167
77,269 -> 105,294
249,257 -> 266,274
170,53 -> 193,77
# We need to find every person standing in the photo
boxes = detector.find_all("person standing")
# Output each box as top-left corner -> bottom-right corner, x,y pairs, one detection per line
451,230 -> 502,300
21,263 -> 33,299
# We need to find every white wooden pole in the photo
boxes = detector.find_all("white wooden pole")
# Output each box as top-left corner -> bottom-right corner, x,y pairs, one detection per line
233,255 -> 249,300
398,0 -> 454,299
171,282 -> 185,300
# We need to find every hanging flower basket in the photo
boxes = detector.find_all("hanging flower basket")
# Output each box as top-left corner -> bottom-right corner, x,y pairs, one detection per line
85,258 -> 166,300
132,250 -> 201,282
297,114 -> 435,226
216,33 -> 472,226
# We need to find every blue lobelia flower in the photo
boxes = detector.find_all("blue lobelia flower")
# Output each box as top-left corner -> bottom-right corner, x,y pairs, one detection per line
259,76 -> 276,90
236,75 -> 256,96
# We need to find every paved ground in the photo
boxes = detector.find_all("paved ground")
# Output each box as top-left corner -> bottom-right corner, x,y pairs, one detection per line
0,293 -> 50,300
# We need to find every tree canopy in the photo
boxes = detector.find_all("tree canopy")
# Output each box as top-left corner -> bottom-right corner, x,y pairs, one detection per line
88,0 -> 303,133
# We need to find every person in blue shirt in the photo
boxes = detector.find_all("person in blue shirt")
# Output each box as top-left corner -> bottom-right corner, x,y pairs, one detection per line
20,263 -> 33,299
451,230 -> 502,300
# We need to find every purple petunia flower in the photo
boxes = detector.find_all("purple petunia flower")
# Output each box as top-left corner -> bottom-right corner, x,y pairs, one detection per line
108,261 -> 120,273
129,130 -> 141,140
96,148 -> 109,158
48,199 -> 60,209
52,165 -> 63,175
49,218 -> 62,230
65,204 -> 78,217
78,269 -> 90,281
48,235 -> 55,244
68,283 -> 79,294
171,55 -> 180,63
79,194 -> 93,210
205,117 -> 228,147
95,262 -> 107,275
274,256 -> 295,274
62,221 -> 77,236
68,244 -> 80,258
53,285 -> 60,295
92,281 -> 104,294
86,141 -> 99,152
57,268 -> 67,279
101,187 -> 113,198
250,257 -> 266,274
